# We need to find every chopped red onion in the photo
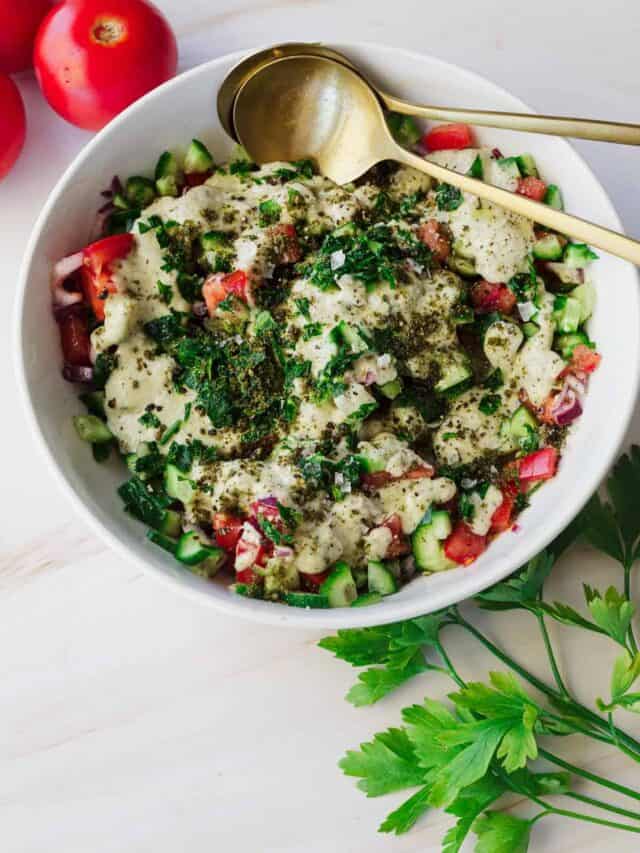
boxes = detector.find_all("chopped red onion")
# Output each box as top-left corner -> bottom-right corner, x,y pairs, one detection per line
51,251 -> 84,307
565,374 -> 587,396
192,301 -> 208,318
63,364 -> 94,383
491,147 -> 503,159
274,545 -> 294,559
551,386 -> 583,425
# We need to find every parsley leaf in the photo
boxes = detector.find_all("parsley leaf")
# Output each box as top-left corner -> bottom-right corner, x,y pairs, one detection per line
472,812 -> 532,853
479,393 -> 501,415
436,183 -> 464,211
378,785 -> 431,835
138,410 -> 161,428
346,650 -> 428,707
339,727 -> 425,797
258,199 -> 281,226
584,585 -> 635,647
157,280 -> 173,304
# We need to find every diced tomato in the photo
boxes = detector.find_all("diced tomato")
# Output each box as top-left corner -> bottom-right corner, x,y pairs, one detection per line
212,512 -> 244,551
518,447 -> 558,483
270,224 -> 302,264
184,172 -> 209,187
361,470 -> 395,490
58,310 -> 92,366
304,570 -> 330,591
571,344 -> 601,374
444,522 -> 487,566
234,524 -> 270,582
516,177 -> 547,202
381,513 -> 412,558
80,233 -> 134,321
202,269 -> 248,315
236,567 -> 259,585
403,465 -> 435,480
422,123 -> 474,152
491,493 -> 515,533
417,219 -> 450,262
470,280 -> 516,314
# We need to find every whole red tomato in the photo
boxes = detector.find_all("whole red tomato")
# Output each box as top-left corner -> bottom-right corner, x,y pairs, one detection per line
34,0 -> 177,131
0,1 -> 51,73
0,74 -> 26,180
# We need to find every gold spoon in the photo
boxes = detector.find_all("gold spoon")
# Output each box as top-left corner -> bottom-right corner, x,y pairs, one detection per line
232,54 -> 640,265
219,42 -> 640,145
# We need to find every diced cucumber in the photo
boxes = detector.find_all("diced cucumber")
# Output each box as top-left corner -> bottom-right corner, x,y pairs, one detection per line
544,184 -> 564,210
184,139 -> 214,174
434,359 -> 473,396
320,561 -> 357,607
73,414 -> 113,444
155,151 -> 181,197
112,191 -> 129,210
555,331 -> 593,359
532,233 -> 564,261
553,295 -> 582,333
515,153 -> 538,177
79,390 -> 106,418
509,405 -> 539,442
330,320 -> 367,352
165,463 -> 194,505
147,528 -> 178,555
285,591 -> 330,608
159,508 -> 182,538
125,176 -> 156,208
355,449 -> 386,474
367,560 -> 397,596
564,243 -> 599,268
412,510 -> 455,573
175,531 -> 225,576
497,156 -> 521,181
351,592 -> 383,607
378,378 -> 403,400
545,262 -> 584,288
572,282 -> 596,322
467,154 -> 484,179
386,112 -> 421,147
522,321 -> 539,338
201,230 -> 235,273
448,254 -> 476,277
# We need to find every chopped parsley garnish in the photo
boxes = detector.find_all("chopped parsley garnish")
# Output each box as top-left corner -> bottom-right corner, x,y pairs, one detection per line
138,410 -> 161,428
229,158 -> 257,175
459,491 -> 475,522
482,368 -> 504,390
435,183 -> 464,211
295,297 -> 311,319
258,199 -> 281,226
254,310 -> 277,335
302,322 -> 323,340
217,293 -> 236,312
274,159 -> 314,182
118,477 -> 169,528
297,452 -> 363,500
257,515 -> 293,546
518,424 -> 540,453
157,280 -> 173,304
479,393 -> 502,415
160,419 -> 182,446
166,438 -> 217,472
398,190 -> 425,218
93,351 -> 117,390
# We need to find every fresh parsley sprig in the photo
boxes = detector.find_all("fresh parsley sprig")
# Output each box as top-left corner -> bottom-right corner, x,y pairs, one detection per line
319,446 -> 640,849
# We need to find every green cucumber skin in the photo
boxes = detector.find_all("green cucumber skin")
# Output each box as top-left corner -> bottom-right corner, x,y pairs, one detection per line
285,592 -> 330,609
73,414 -> 113,444
184,139 -> 214,175
320,562 -> 358,607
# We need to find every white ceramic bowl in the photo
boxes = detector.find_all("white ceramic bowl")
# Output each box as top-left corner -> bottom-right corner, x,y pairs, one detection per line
15,43 -> 640,629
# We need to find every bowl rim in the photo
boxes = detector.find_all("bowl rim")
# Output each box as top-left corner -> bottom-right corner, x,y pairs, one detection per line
13,41 -> 640,630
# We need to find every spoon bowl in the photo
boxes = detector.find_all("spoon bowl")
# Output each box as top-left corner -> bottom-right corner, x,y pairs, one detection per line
233,54 -> 640,265
233,54 -> 391,184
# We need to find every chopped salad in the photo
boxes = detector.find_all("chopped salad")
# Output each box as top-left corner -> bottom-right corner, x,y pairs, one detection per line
52,120 -> 601,609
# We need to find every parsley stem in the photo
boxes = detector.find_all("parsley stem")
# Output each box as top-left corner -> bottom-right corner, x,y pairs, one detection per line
536,612 -> 571,700
566,792 -> 640,823
434,641 -> 465,689
623,563 -> 638,655
539,749 -> 640,803
540,805 -> 640,834
454,612 -> 640,759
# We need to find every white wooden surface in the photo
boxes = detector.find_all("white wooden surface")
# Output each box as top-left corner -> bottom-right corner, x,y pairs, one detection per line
2,2 -> 640,850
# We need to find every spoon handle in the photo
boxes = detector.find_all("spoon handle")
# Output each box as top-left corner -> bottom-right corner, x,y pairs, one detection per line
383,93 -> 640,145
394,146 -> 640,265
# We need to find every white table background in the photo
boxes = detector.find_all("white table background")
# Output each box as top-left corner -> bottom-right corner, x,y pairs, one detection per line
2,1 -> 640,850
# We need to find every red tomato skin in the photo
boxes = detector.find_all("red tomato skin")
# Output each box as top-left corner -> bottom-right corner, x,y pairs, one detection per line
34,0 -> 178,131
571,344 -> 601,374
303,571 -> 329,591
212,513 -> 244,552
81,233 -> 134,320
381,514 -> 412,558
270,224 -> 302,264
59,310 -> 92,366
417,219 -> 450,262
471,280 -> 515,315
518,447 -> 558,482
444,523 -> 487,566
422,123 -> 474,152
0,74 -> 26,180
203,270 -> 248,315
491,493 -> 515,533
516,177 -> 547,202
0,1 -> 50,73
236,567 -> 259,585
